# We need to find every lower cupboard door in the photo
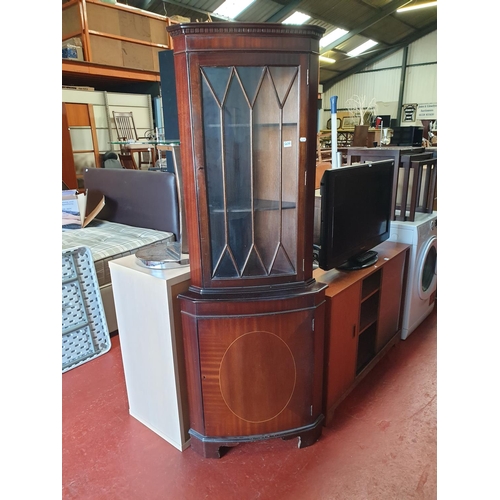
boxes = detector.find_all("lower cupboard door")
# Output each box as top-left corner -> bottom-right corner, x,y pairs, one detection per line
198,309 -> 318,437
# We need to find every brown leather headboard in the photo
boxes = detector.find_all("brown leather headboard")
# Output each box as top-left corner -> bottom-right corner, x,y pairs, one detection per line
83,168 -> 181,241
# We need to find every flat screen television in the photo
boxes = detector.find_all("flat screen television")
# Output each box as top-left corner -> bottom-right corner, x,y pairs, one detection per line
318,160 -> 395,271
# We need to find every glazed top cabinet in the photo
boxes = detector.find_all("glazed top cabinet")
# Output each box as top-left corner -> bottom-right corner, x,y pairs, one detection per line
167,23 -> 325,293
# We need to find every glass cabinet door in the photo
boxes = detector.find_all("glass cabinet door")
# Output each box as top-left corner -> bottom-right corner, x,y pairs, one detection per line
201,64 -> 300,280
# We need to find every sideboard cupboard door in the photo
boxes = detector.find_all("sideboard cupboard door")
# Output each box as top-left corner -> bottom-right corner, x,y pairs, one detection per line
323,282 -> 360,422
376,250 -> 407,352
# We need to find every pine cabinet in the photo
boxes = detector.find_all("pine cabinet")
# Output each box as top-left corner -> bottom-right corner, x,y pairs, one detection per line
168,22 -> 326,458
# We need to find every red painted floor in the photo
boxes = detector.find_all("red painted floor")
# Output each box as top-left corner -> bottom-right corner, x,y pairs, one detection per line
62,306 -> 437,500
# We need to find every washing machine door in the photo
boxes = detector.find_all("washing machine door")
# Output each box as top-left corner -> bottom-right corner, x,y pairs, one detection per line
417,236 -> 437,300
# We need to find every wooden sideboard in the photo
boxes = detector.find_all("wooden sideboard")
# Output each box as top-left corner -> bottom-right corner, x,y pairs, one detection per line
313,241 -> 410,425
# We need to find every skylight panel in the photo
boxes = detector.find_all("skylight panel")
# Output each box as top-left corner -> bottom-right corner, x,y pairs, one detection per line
320,28 -> 349,49
213,0 -> 256,20
319,55 -> 336,64
397,1 -> 437,13
282,11 -> 311,25
347,40 -> 378,57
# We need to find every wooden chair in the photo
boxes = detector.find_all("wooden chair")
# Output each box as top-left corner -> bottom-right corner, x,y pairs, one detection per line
112,111 -> 156,169
118,153 -> 138,170
315,162 -> 331,190
317,132 -> 332,162
345,146 -> 426,220
410,157 -> 437,216
396,152 -> 435,221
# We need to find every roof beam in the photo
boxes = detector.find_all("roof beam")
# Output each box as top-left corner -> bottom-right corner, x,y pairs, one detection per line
321,21 -> 437,91
320,0 -> 412,53
265,0 -> 304,22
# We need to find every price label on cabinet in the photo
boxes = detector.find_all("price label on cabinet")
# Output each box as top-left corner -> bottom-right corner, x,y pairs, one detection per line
284,141 -> 292,148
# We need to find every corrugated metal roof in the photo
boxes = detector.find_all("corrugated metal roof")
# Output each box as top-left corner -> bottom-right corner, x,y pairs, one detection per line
117,0 -> 437,90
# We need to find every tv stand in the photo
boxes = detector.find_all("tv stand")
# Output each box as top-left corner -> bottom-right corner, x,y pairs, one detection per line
313,241 -> 410,425
337,250 -> 378,271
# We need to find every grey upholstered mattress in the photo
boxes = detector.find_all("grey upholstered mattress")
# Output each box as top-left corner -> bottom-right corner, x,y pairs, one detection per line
62,219 -> 175,287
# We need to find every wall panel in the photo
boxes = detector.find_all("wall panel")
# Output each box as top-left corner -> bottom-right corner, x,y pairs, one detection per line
404,65 -> 437,104
320,30 -> 437,129
407,31 -> 437,65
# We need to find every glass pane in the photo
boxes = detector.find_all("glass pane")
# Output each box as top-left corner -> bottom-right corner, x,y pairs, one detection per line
202,68 -> 228,275
224,72 -> 252,274
280,71 -> 299,271
269,67 -> 298,106
235,67 -> 264,105
203,67 -> 231,104
422,245 -> 436,292
201,65 -> 300,280
253,69 -> 281,272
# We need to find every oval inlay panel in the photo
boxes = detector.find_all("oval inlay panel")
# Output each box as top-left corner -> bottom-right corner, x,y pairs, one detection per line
219,331 -> 296,423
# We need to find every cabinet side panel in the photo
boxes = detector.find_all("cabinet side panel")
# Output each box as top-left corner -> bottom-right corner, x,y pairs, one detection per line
109,266 -> 188,449
179,309 -> 205,434
170,280 -> 192,445
173,52 -> 203,286
312,299 -> 326,417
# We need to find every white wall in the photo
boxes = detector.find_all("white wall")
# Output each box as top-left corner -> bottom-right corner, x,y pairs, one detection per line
321,31 -> 437,130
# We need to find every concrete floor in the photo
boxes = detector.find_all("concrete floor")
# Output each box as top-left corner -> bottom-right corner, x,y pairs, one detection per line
62,306 -> 437,499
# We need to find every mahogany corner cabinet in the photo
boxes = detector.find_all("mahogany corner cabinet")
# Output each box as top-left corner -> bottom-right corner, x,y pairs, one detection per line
167,22 -> 327,458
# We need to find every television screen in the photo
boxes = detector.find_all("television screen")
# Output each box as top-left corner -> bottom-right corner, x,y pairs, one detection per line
318,160 -> 395,271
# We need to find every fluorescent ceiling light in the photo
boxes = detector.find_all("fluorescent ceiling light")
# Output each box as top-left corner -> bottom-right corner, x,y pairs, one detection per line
320,28 -> 349,49
282,11 -> 311,25
213,0 -> 256,20
397,1 -> 437,12
347,40 -> 378,57
319,55 -> 336,64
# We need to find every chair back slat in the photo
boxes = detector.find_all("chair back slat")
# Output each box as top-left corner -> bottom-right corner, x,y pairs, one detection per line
112,111 -> 138,141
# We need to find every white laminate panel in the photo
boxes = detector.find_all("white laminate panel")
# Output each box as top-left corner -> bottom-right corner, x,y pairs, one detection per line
109,255 -> 191,451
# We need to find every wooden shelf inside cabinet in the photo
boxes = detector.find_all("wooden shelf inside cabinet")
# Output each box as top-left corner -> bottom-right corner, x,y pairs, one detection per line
359,291 -> 379,333
313,241 -> 411,425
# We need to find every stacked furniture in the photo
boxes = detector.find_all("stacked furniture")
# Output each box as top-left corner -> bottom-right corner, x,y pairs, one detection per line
62,0 -> 172,81
345,146 -> 437,221
62,168 -> 181,333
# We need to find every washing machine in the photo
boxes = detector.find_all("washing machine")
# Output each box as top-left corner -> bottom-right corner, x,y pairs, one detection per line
388,212 -> 437,340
